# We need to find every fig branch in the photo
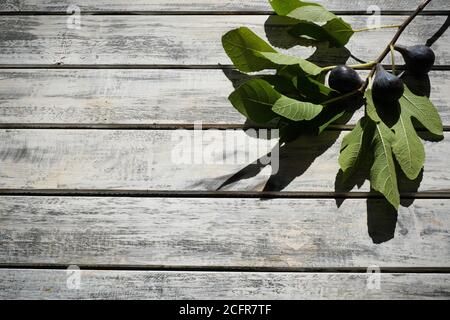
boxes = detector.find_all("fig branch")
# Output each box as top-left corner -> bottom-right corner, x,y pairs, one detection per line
324,0 -> 433,106
365,0 -> 433,82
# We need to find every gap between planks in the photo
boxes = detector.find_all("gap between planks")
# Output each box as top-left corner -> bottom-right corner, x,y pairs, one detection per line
1,124 -> 450,131
1,190 -> 450,199
0,65 -> 449,70
0,11 -> 449,16
0,264 -> 450,274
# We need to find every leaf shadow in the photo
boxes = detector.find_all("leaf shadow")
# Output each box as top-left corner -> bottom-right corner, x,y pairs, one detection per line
367,169 -> 423,244
216,130 -> 341,193
334,157 -> 424,244
366,198 -> 398,244
221,67 -> 257,89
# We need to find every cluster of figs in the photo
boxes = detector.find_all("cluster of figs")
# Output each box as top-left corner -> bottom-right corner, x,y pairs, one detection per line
328,44 -> 435,104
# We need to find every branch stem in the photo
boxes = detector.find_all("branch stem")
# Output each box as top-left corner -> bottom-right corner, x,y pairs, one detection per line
322,89 -> 361,106
353,24 -> 401,32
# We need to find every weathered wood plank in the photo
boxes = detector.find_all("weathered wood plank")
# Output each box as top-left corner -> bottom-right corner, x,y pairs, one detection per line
0,0 -> 447,12
0,269 -> 448,300
0,129 -> 448,192
0,15 -> 448,65
0,70 -> 449,126
1,197 -> 449,267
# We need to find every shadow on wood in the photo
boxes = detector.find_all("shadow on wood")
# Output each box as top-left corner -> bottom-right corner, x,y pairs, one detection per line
335,157 -> 424,244
217,131 -> 341,192
366,198 -> 398,244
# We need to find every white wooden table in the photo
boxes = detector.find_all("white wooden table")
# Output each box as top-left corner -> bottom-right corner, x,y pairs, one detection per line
0,0 -> 449,299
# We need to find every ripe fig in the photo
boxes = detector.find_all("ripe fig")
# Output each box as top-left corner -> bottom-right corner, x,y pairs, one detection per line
394,44 -> 435,74
328,65 -> 364,93
372,64 -> 404,103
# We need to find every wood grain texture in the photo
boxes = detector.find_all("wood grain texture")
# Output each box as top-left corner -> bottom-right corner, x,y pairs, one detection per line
0,0 -> 447,12
0,129 -> 448,192
1,197 -> 449,267
0,15 -> 448,65
0,69 -> 449,126
0,269 -> 449,300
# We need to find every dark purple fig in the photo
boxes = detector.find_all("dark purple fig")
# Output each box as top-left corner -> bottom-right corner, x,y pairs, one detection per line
394,44 -> 435,74
328,65 -> 364,93
372,64 -> 404,103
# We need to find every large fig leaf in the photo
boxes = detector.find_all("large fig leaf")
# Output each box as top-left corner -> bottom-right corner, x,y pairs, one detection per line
366,90 -> 400,209
389,85 -> 443,179
222,27 -> 321,74
371,120 -> 400,210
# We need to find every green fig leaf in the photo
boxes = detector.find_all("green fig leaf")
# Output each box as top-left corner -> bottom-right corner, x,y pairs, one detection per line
371,120 -> 400,210
339,117 -> 374,174
272,95 -> 323,121
365,90 -> 400,209
257,51 -> 322,75
221,27 -> 276,73
289,18 -> 354,47
270,0 -> 354,47
228,79 -> 281,123
400,86 -> 444,137
392,108 -> 425,181
269,0 -> 336,23
317,110 -> 346,134
222,27 -> 322,75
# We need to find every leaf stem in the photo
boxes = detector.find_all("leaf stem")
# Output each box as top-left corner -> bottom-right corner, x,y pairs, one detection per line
322,89 -> 361,106
353,24 -> 401,32
321,61 -> 377,72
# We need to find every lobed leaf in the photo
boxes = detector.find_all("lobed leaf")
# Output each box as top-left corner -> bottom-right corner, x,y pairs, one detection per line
365,90 -> 400,209
371,121 -> 400,210
399,86 -> 443,137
